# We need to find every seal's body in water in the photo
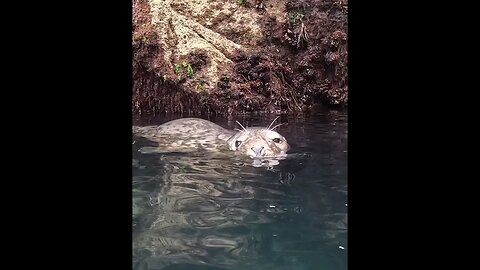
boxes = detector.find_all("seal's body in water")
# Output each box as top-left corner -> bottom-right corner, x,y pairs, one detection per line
133,118 -> 290,163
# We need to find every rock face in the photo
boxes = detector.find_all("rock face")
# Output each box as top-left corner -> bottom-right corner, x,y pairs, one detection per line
133,0 -> 347,115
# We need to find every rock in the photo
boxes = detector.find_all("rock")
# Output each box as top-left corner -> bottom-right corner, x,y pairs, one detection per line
133,0 -> 347,115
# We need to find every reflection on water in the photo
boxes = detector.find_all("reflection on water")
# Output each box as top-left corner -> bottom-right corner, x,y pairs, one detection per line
133,111 -> 347,270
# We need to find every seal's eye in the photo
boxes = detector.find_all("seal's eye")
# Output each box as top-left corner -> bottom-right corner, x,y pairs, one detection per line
272,138 -> 282,144
235,141 -> 242,148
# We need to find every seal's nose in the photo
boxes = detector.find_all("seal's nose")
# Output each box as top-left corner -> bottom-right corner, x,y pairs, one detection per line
251,146 -> 264,156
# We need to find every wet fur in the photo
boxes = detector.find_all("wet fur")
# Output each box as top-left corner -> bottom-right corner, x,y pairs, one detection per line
133,118 -> 290,160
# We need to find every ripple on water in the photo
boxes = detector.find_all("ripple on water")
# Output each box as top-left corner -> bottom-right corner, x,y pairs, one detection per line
133,112 -> 347,270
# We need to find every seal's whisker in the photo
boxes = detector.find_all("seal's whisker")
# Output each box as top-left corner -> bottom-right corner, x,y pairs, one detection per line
270,123 -> 284,130
268,116 -> 280,130
134,117 -> 290,168
235,121 -> 248,132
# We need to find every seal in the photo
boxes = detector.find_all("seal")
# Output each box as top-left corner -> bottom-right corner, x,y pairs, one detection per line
133,117 -> 290,161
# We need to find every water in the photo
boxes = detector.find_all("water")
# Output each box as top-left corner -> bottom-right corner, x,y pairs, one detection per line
133,110 -> 347,270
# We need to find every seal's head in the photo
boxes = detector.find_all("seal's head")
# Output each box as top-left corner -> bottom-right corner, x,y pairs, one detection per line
226,117 -> 290,160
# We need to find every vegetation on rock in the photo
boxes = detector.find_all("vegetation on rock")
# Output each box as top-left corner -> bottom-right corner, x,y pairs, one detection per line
133,0 -> 347,115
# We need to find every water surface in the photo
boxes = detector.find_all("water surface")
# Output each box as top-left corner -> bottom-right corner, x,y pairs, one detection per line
133,111 -> 347,270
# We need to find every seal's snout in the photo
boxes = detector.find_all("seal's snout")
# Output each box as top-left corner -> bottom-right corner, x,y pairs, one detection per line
251,146 -> 265,157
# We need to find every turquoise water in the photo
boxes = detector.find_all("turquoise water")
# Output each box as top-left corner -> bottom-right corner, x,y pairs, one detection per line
133,111 -> 347,270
